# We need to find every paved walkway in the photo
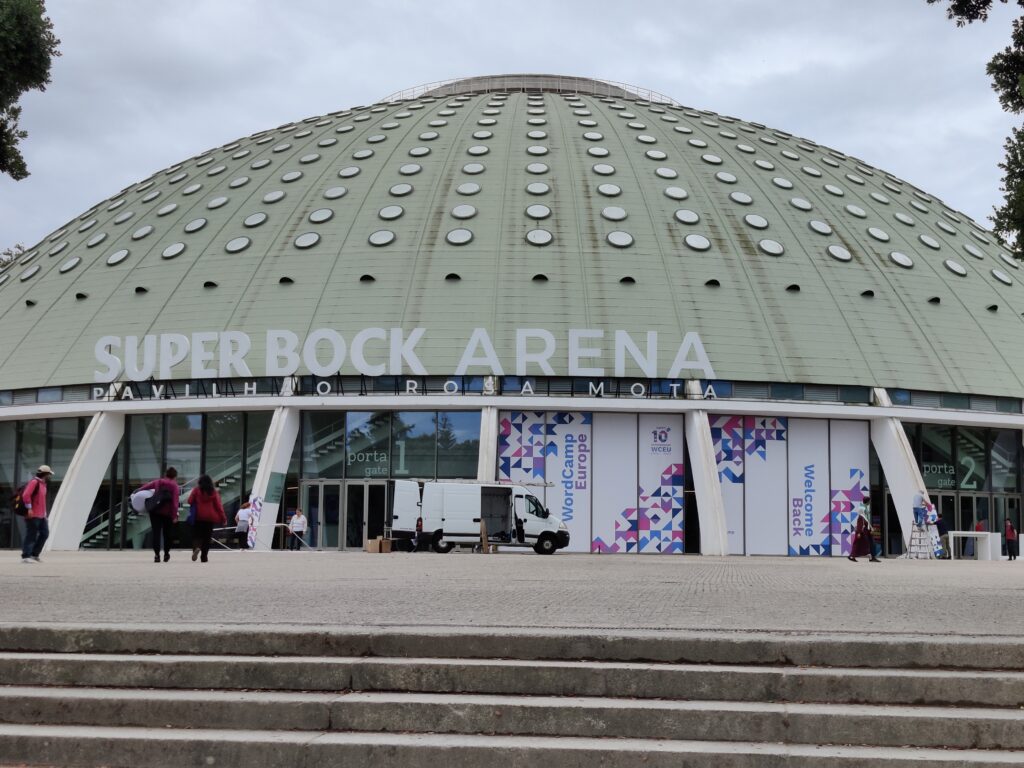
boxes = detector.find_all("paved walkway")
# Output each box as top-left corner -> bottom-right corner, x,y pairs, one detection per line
0,551 -> 1019,637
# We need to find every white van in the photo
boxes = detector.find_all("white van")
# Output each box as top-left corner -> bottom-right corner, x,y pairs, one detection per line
391,480 -> 569,555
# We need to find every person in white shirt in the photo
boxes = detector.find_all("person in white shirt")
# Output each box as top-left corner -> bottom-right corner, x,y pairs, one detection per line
234,502 -> 252,550
288,509 -> 307,551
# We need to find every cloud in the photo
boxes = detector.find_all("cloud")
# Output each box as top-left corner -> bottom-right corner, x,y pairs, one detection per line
0,0 -> 1019,246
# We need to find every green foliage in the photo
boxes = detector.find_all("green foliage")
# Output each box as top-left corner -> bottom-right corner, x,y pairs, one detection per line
0,0 -> 60,180
926,0 -> 1021,25
0,243 -> 26,268
991,127 -> 1024,240
929,0 -> 1024,250
986,17 -> 1024,112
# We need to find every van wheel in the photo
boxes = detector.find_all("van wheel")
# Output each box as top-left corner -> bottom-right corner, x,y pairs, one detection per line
432,533 -> 453,554
534,535 -> 557,555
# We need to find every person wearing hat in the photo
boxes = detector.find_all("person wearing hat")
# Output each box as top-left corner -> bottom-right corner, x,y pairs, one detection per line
20,465 -> 54,564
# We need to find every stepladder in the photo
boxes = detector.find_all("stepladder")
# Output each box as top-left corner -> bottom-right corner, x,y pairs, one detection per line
903,522 -> 941,560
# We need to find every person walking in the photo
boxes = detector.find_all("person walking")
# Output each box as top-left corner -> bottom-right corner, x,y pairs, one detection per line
935,514 -> 951,559
848,494 -> 880,563
234,502 -> 252,550
288,509 -> 307,551
187,475 -> 226,563
139,468 -> 180,563
19,465 -> 53,564
1005,517 -> 1019,562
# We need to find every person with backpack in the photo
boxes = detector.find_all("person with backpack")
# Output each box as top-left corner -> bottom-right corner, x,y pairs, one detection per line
187,475 -> 226,563
138,467 -> 180,563
19,465 -> 53,564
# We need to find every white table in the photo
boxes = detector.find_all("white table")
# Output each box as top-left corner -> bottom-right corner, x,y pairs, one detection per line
948,531 -> 1002,561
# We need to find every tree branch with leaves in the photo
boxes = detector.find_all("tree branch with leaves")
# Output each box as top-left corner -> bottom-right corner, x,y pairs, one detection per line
0,0 -> 60,180
928,0 -> 1024,250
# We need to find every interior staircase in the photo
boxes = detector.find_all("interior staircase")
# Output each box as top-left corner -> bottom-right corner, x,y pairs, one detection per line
0,624 -> 1021,766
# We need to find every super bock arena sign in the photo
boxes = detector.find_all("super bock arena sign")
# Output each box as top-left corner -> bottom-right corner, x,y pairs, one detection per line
93,328 -> 716,385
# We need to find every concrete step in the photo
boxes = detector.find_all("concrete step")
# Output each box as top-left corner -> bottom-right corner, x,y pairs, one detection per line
0,686 -> 1023,750
0,652 -> 1022,708
1,724 -> 1023,768
1,623 -> 1022,670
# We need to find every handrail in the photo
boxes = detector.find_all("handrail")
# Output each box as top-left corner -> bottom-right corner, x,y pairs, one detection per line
380,74 -> 681,106
209,523 -> 315,551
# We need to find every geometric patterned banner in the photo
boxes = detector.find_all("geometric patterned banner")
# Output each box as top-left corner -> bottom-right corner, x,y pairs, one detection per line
591,413 -> 639,553
543,412 -> 592,552
637,414 -> 685,554
743,416 -> 788,555
829,420 -> 870,557
498,411 -> 547,498
787,418 -> 831,556
710,414 -> 745,555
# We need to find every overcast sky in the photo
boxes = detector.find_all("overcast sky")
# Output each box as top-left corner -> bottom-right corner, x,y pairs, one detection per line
1,0 -> 1020,249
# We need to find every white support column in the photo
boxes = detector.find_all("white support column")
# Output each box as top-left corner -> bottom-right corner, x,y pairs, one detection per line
870,387 -> 924,549
249,406 -> 301,551
476,406 -> 499,481
45,411 -> 125,551
684,381 -> 728,556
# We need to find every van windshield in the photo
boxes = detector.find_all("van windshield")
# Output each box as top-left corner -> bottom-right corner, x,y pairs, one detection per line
525,496 -> 547,518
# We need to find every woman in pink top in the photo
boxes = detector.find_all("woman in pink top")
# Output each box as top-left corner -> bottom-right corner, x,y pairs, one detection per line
1006,517 -> 1019,562
187,474 -> 227,563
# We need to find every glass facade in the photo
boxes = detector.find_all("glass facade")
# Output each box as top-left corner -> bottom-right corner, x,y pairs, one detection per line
0,418 -> 88,549
899,423 -> 1022,554
918,424 -> 956,491
346,412 -> 392,479
8,406 -> 1009,557
77,412 -> 287,550
296,410 -> 481,481
61,409 -> 480,550
206,413 -> 245,514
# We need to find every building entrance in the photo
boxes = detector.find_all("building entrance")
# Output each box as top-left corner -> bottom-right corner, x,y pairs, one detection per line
344,481 -> 388,550
299,479 -> 387,550
299,480 -> 341,549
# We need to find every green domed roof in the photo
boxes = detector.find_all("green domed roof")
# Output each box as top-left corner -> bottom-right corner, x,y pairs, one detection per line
1,75 -> 1021,395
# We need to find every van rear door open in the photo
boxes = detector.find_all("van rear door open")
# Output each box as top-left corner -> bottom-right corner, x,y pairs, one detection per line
481,486 -> 513,542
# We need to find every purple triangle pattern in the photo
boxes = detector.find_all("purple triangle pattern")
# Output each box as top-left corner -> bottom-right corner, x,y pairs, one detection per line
497,411 -> 547,482
593,464 -> 685,554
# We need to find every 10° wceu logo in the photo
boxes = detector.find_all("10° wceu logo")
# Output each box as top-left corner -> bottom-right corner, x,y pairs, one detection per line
650,426 -> 673,454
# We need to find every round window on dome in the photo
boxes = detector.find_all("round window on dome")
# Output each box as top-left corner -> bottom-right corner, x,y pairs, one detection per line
369,230 -> 395,247
889,251 -> 914,269
607,231 -> 634,248
447,228 -> 474,245
526,229 -> 553,246
684,234 -> 711,251
225,237 -> 251,254
827,245 -> 852,262
294,232 -> 321,250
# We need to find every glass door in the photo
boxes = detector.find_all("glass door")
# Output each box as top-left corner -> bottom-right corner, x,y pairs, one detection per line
300,480 -> 342,550
367,483 -> 387,541
345,483 -> 364,550
993,496 -> 1020,557
343,481 -> 389,550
